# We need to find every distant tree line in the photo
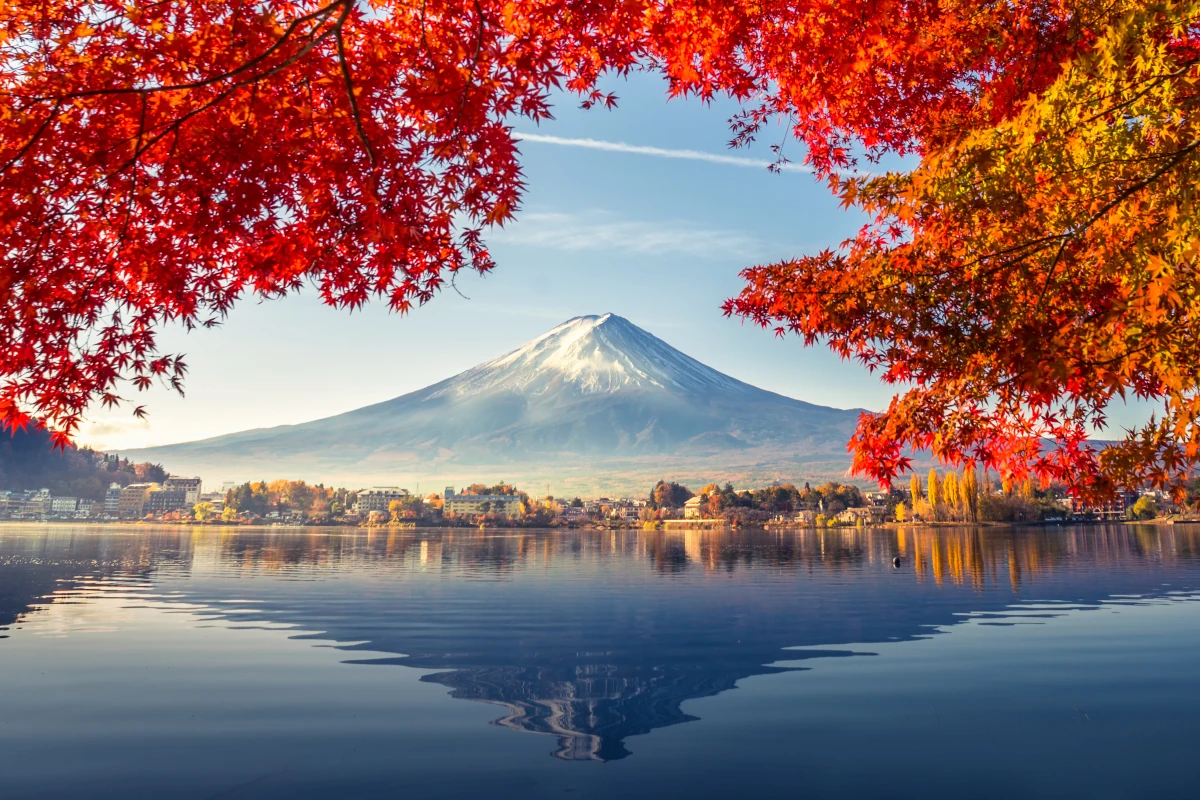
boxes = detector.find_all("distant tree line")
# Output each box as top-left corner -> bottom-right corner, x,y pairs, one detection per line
646,479 -> 866,523
223,480 -> 348,518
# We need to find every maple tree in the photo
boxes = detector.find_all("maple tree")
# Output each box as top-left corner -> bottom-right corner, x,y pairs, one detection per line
727,1 -> 1200,500
2,0 -> 1196,497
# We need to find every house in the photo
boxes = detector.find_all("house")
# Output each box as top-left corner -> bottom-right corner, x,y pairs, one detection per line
865,491 -> 891,507
610,504 -> 641,522
794,509 -> 818,526
835,507 -> 887,525
1070,490 -> 1139,519
683,496 -> 704,519
559,506 -> 587,522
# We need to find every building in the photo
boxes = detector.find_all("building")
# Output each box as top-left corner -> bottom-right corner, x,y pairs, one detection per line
865,491 -> 891,507
51,496 -> 78,515
104,483 -> 122,516
146,488 -> 189,515
197,491 -> 226,510
683,496 -> 704,519
559,506 -> 587,522
443,488 -> 522,519
793,509 -> 818,526
836,506 -> 887,525
75,501 -> 104,519
354,487 -> 411,516
610,504 -> 641,523
118,483 -> 156,518
163,477 -> 203,506
23,489 -> 52,519
1070,490 -> 1140,519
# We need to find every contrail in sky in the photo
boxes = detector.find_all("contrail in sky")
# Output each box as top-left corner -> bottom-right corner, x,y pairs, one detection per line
512,131 -> 811,173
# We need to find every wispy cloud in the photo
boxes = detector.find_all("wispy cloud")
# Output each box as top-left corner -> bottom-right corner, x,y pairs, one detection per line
513,131 -> 811,173
492,211 -> 787,261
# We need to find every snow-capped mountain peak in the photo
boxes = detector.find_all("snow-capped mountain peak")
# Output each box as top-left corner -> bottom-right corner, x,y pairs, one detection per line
430,313 -> 748,398
121,313 -> 865,490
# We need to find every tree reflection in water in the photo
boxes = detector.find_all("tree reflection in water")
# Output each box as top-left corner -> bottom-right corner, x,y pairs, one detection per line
2,524 -> 1199,760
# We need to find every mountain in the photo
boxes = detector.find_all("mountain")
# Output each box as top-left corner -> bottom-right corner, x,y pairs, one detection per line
119,314 -> 869,493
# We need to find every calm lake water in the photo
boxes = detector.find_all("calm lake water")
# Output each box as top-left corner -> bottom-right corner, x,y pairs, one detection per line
1,524 -> 1198,799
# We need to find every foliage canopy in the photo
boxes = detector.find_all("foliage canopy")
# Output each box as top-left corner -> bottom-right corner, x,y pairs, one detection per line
2,0 -> 1198,497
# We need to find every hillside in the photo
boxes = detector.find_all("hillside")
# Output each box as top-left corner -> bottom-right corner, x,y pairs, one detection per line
1,426 -> 167,500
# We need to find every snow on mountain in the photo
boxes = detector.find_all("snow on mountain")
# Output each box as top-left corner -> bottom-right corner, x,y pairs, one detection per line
436,314 -> 748,398
121,314 -> 867,490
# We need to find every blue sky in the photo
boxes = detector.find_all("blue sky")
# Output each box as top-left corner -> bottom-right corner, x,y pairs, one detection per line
83,73 -> 1150,450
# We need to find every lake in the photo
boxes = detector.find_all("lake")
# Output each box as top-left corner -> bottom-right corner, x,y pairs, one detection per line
1,524 -> 1198,799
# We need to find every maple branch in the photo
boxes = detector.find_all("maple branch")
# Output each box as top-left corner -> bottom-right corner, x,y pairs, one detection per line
334,4 -> 376,168
0,99 -> 62,175
453,0 -> 487,133
114,92 -> 150,258
1034,134 -> 1200,313
23,0 -> 348,103
1079,57 -> 1200,127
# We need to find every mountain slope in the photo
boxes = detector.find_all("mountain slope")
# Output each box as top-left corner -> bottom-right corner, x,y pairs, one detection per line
120,314 -> 868,491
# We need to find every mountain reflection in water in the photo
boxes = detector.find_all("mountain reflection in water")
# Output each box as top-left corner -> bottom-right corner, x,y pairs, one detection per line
2,524 -> 1199,762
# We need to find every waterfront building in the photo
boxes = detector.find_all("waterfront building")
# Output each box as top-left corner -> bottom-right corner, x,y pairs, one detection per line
683,496 -> 704,520
118,483 -> 156,518
444,490 -> 522,519
104,483 -> 122,516
50,497 -> 78,515
23,489 -> 52,519
146,488 -> 189,515
1070,490 -> 1140,519
163,477 -> 203,506
75,501 -> 104,519
354,487 -> 411,516
836,507 -> 888,525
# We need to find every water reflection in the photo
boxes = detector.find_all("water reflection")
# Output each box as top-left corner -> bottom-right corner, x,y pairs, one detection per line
2,524 -> 1200,761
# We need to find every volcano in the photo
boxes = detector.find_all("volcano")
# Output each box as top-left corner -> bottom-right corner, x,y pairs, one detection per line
121,314 -> 867,492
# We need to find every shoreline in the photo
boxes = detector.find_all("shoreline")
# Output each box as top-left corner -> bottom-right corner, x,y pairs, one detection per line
0,517 -> 1190,533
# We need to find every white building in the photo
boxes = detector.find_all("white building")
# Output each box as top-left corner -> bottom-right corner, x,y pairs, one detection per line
51,497 -> 78,515
104,483 -> 122,516
354,487 -> 411,516
683,496 -> 704,519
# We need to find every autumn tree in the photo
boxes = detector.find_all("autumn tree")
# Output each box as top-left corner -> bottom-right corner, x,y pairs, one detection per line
927,469 -> 942,520
4,0 -> 1197,500
727,2 -> 1200,501
943,472 -> 960,521
649,481 -> 693,509
963,466 -> 979,522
